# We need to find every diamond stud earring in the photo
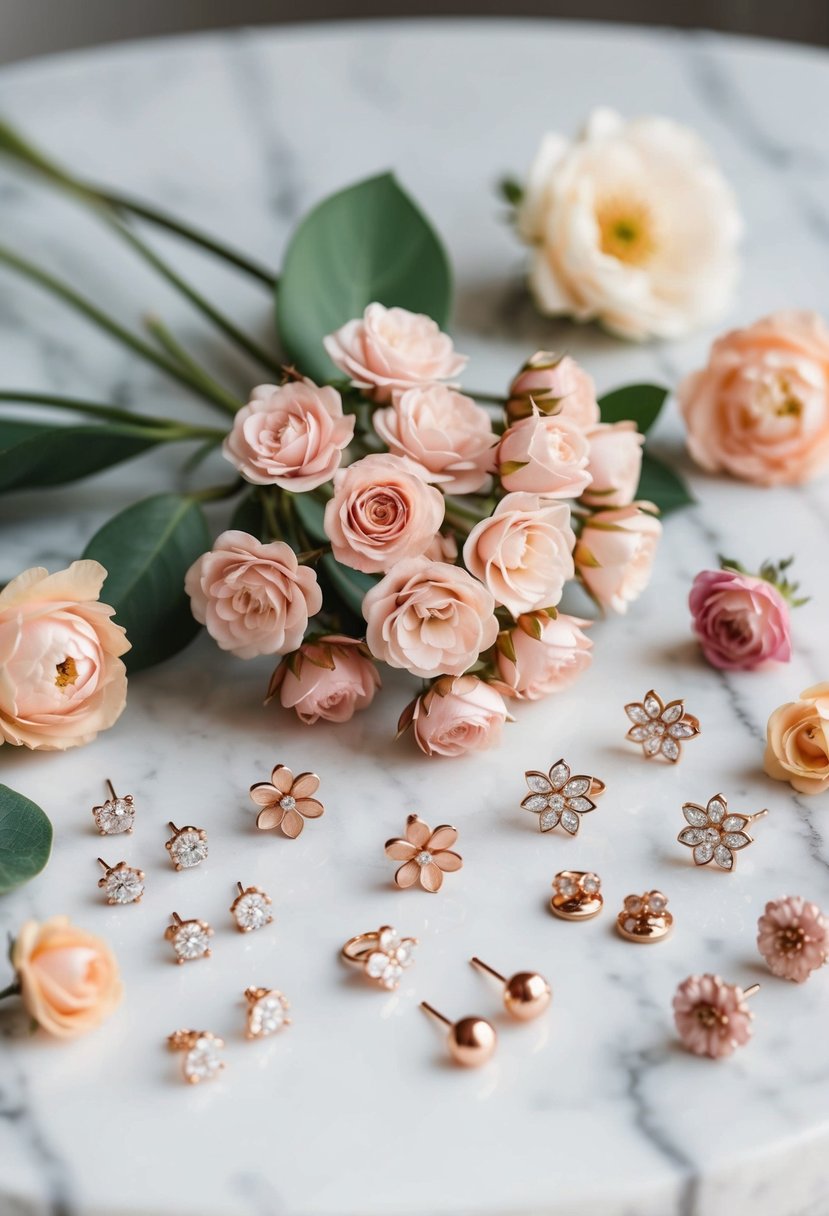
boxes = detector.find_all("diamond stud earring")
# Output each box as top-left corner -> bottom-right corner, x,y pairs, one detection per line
384,815 -> 462,892
521,760 -> 605,835
97,857 -> 145,905
677,794 -> 768,871
165,822 -> 208,870
164,912 -> 213,963
673,975 -> 759,1059
625,689 -> 700,762
616,890 -> 673,942
230,882 -> 273,932
550,871 -> 603,920
92,780 -> 135,835
341,926 -> 418,990
470,957 -> 551,1021
167,1030 -> 225,1083
244,988 -> 291,1039
420,1002 -> 497,1067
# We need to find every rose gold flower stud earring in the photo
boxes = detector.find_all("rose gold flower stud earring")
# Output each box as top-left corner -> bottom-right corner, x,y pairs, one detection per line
385,815 -> 462,891
97,858 -> 145,905
757,896 -> 828,982
244,988 -> 291,1038
678,794 -> 768,871
230,882 -> 273,932
521,760 -> 605,835
470,957 -> 551,1021
420,1001 -> 497,1067
341,926 -> 417,990
167,1030 -> 225,1083
92,780 -> 135,835
616,890 -> 673,943
673,975 -> 759,1059
165,822 -> 208,870
164,913 -> 213,963
550,871 -> 603,920
250,765 -> 324,839
625,689 -> 700,762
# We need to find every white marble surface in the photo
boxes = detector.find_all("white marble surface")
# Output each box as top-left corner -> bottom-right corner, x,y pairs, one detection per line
2,17 -> 829,1216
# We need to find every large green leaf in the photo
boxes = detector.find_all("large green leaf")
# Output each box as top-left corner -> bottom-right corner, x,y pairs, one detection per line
292,492 -> 328,543
321,556 -> 379,619
598,384 -> 668,434
277,173 -> 452,383
230,491 -> 267,539
637,451 -> 695,515
0,419 -> 162,492
83,494 -> 210,671
0,785 -> 52,895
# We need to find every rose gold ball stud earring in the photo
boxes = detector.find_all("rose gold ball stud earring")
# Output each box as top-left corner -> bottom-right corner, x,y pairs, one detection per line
625,689 -> 700,763
470,957 -> 551,1021
167,1029 -> 225,1083
521,759 -> 605,835
420,1001 -> 497,1067
97,857 -> 145,905
673,975 -> 759,1059
164,912 -> 213,963
230,882 -> 273,932
616,890 -> 673,943
550,871 -> 603,920
165,822 -> 208,870
92,779 -> 135,835
341,926 -> 417,990
244,988 -> 291,1039
677,794 -> 768,871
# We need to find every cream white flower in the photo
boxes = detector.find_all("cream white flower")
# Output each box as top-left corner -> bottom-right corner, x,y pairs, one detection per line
517,108 -> 742,341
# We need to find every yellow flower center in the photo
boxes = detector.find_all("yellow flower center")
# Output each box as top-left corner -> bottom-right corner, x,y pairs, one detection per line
758,372 -> 803,418
776,925 -> 806,954
596,198 -> 657,266
55,656 -> 78,688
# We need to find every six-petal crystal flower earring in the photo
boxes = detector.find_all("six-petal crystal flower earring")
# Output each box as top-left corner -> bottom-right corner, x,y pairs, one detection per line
550,871 -> 603,920
673,974 -> 759,1059
92,780 -> 135,835
341,926 -> 418,990
625,689 -> 700,762
616,890 -> 673,942
469,957 -> 551,1021
250,765 -> 324,839
677,794 -> 768,871
384,815 -> 462,891
244,988 -> 291,1039
165,822 -> 208,870
167,1029 -> 225,1083
757,896 -> 828,982
96,858 -> 145,905
230,882 -> 273,932
164,912 -> 213,963
521,759 -> 605,835
419,1001 -> 497,1067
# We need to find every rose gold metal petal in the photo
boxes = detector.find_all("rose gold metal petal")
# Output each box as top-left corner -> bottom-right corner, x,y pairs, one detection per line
404,815 -> 432,848
385,838 -> 417,861
250,783 -> 278,806
433,850 -> 463,872
395,859 -> 421,888
256,807 -> 284,831
292,772 -> 320,798
280,808 -> 305,839
420,862 -> 444,893
295,797 -> 324,819
428,825 -> 458,851
270,765 -> 294,793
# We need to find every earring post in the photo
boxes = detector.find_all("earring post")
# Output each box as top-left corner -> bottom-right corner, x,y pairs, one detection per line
470,957 -> 505,983
420,1002 -> 451,1027
105,779 -> 117,800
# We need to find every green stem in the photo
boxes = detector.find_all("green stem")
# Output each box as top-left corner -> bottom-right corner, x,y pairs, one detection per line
187,479 -> 244,503
144,316 -> 241,415
0,390 -> 225,437
0,980 -> 20,1001
261,490 -> 281,540
466,389 -> 508,406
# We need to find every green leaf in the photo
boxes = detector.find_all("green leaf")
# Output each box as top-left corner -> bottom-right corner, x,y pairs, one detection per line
598,384 -> 668,434
230,491 -> 266,539
499,177 -> 524,207
292,492 -> 328,543
637,452 -> 694,515
0,419 -> 163,493
0,785 -> 52,895
321,556 -> 379,619
83,494 -> 210,671
277,173 -> 452,383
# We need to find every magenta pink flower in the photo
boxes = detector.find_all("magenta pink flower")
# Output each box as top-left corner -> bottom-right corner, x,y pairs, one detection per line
690,569 -> 791,671
757,896 -> 827,982
673,974 -> 753,1059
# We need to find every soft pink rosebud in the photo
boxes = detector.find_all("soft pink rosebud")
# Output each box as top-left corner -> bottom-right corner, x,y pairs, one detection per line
581,420 -> 644,508
268,636 -> 380,725
506,352 -> 600,428
496,613 -> 592,700
689,569 -> 791,671
497,409 -> 591,497
374,384 -> 495,495
402,675 -> 508,757
576,505 -> 662,614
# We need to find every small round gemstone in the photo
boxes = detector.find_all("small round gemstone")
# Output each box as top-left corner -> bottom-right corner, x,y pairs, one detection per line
582,875 -> 600,895
170,829 -> 208,869
234,892 -> 271,931
249,994 -> 288,1037
648,893 -> 667,913
280,795 -> 297,812
104,866 -> 144,904
184,1035 -> 223,1082
416,850 -> 432,866
173,923 -> 210,961
95,798 -> 135,835
548,794 -> 565,813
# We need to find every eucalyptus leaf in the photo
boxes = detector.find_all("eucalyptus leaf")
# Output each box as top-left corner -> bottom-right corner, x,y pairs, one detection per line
0,419 -> 163,493
0,785 -> 52,895
598,384 -> 668,434
636,452 -> 695,515
321,556 -> 378,619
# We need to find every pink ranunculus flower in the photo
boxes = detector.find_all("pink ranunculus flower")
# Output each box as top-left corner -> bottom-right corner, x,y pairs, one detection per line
497,409 -> 592,497
222,379 -> 355,491
678,311 -> 829,486
373,384 -> 495,495
689,569 -> 791,671
462,493 -> 575,618
506,351 -> 600,429
673,974 -> 754,1059
765,683 -> 829,796
496,613 -> 592,700
185,531 -> 322,660
268,635 -> 380,725
402,675 -> 508,757
324,453 -> 445,575
756,896 -> 828,983
581,420 -> 644,508
576,504 -> 662,614
0,561 -> 129,751
363,557 -> 498,679
323,303 -> 468,404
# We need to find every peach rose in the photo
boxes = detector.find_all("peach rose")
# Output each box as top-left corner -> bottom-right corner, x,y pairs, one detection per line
765,683 -> 829,795
423,530 -> 459,563
222,379 -> 354,491
363,557 -> 498,678
324,453 -> 445,574
374,384 -> 495,494
268,635 -> 380,724
496,613 -> 592,700
401,675 -> 509,757
678,311 -> 829,486
581,421 -> 644,508
506,351 -> 600,428
185,530 -> 322,659
462,493 -> 575,618
324,303 -> 468,404
497,409 -> 591,497
576,505 -> 662,613
0,561 -> 129,751
11,917 -> 123,1038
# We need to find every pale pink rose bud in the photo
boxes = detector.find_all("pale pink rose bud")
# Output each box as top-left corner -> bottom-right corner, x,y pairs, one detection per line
324,453 -> 445,574
689,569 -> 791,671
268,635 -> 380,725
222,379 -> 354,491
363,557 -> 498,678
497,409 -> 592,497
373,384 -> 495,494
11,917 -> 123,1038
185,530 -> 322,659
400,674 -> 508,757
506,351 -> 600,428
576,505 -> 662,614
673,974 -> 753,1059
0,560 -> 129,751
496,613 -> 592,700
462,493 -> 575,618
581,420 -> 644,508
323,303 -> 468,404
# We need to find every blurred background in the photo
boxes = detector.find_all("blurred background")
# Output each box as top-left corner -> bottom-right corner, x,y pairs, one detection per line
0,0 -> 827,65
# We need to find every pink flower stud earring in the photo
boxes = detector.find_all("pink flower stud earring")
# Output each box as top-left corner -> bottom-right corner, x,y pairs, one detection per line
673,974 -> 758,1058
384,815 -> 462,892
341,926 -> 418,990
677,794 -> 767,871
757,896 -> 828,982
625,689 -> 699,762
250,765 -> 324,839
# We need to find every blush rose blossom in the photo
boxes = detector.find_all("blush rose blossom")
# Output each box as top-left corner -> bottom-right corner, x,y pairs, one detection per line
185,531 -> 322,660
678,311 -> 829,486
575,505 -> 662,614
0,561 -> 129,751
402,675 -> 509,758
462,493 -> 575,618
324,453 -> 445,574
363,557 -> 498,678
373,384 -> 495,494
581,420 -> 644,509
268,636 -> 380,725
689,569 -> 792,671
497,409 -> 592,497
765,683 -> 829,795
496,614 -> 592,700
222,379 -> 354,491
324,303 -> 468,403
506,351 -> 600,428
756,896 -> 828,983
673,974 -> 753,1059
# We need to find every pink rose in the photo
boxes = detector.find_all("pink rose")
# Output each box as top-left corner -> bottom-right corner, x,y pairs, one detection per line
581,421 -> 644,508
268,635 -> 380,724
12,917 -> 123,1039
324,303 -> 468,404
401,675 -> 508,757
678,311 -> 829,486
222,379 -> 354,491
689,569 -> 791,671
0,560 -> 129,751
423,530 -> 459,563
185,531 -> 321,659
373,384 -> 495,494
462,493 -> 575,617
496,613 -> 592,700
506,351 -> 600,429
576,505 -> 662,613
324,453 -> 445,574
497,409 -> 591,497
363,557 -> 498,678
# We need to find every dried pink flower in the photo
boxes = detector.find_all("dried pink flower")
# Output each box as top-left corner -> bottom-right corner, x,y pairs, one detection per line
673,973 -> 754,1059
757,896 -> 827,983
